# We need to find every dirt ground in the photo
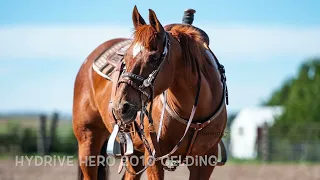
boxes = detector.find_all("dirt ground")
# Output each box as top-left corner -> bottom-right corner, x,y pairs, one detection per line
0,159 -> 319,180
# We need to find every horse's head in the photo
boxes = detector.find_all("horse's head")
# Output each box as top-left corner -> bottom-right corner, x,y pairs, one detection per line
113,6 -> 180,123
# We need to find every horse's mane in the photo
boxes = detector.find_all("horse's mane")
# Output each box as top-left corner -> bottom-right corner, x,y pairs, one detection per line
168,25 -> 213,77
133,24 -> 214,78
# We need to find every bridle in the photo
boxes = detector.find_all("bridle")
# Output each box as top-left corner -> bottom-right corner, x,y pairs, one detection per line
107,31 -> 228,175
117,33 -> 170,101
109,32 -> 174,174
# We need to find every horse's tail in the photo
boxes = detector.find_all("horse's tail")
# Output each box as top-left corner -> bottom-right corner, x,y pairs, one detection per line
77,140 -> 109,180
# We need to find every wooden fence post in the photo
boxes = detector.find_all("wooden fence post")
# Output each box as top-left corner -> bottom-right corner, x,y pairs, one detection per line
38,114 -> 47,156
261,122 -> 270,162
47,112 -> 59,154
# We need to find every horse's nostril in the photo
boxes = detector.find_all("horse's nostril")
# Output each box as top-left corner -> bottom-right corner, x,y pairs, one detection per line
114,101 -> 137,122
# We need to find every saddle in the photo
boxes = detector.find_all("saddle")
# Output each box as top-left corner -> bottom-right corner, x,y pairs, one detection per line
92,39 -> 132,81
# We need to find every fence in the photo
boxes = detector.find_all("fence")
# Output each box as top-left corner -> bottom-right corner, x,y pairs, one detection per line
0,113 -> 77,156
1,114 -> 320,163
250,123 -> 320,162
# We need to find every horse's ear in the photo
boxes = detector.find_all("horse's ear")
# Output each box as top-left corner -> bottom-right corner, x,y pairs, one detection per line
132,5 -> 146,29
148,9 -> 164,34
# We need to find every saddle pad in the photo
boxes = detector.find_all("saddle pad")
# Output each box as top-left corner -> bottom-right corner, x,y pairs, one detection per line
93,40 -> 132,81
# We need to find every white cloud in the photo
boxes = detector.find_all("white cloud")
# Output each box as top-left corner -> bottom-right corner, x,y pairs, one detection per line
0,24 -> 320,61
0,25 -> 133,60
202,25 -> 320,60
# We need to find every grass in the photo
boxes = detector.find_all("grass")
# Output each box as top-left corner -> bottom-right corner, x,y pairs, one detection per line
0,117 -> 73,138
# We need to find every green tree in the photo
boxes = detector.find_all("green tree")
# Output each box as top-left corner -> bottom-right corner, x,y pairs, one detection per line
266,58 -> 320,142
264,78 -> 293,106
20,128 -> 37,153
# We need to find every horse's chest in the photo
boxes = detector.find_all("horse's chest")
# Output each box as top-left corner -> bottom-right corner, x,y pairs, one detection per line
189,128 -> 222,155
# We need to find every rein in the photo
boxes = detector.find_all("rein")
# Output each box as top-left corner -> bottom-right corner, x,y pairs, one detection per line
107,32 -> 228,175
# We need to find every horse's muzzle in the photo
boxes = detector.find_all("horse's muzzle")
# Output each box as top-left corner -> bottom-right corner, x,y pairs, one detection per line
113,101 -> 138,124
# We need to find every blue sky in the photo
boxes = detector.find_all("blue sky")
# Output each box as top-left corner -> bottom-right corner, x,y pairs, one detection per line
1,0 -> 320,114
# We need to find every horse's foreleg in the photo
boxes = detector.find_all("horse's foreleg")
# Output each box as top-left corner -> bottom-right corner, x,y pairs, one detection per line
122,150 -> 144,180
188,165 -> 215,180
145,152 -> 164,180
76,127 -> 109,180
187,146 -> 218,180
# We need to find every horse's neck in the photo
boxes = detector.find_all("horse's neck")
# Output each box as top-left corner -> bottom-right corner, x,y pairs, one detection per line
166,67 -> 222,121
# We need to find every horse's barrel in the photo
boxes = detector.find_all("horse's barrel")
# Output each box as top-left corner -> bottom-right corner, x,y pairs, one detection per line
182,9 -> 196,25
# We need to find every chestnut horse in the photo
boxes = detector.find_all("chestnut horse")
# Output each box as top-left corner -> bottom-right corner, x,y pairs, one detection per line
73,6 -> 227,180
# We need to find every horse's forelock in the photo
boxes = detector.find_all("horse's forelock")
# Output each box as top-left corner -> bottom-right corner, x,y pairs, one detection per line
133,25 -> 158,50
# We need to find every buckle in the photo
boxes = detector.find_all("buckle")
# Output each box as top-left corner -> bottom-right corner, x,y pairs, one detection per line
143,76 -> 153,87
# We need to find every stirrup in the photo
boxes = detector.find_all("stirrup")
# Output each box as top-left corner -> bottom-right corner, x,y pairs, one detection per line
106,124 -> 134,156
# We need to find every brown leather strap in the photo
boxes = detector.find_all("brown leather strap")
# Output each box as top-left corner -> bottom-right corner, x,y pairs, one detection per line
190,121 -> 212,130
162,79 -> 227,131
108,62 -> 125,123
110,61 -> 123,100
118,79 -> 151,99
149,129 -> 162,157
186,129 -> 199,156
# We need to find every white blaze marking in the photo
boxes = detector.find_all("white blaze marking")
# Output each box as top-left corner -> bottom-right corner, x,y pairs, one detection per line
132,43 -> 144,58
